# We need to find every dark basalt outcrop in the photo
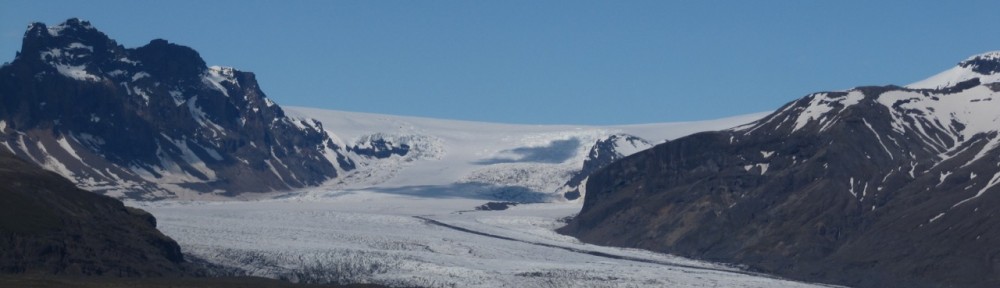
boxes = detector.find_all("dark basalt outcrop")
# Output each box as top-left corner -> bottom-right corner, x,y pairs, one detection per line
561,59 -> 1000,287
475,201 -> 520,211
349,136 -> 410,159
0,150 -> 185,276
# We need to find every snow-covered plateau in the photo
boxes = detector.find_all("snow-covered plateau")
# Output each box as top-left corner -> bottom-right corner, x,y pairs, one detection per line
131,109 -> 835,287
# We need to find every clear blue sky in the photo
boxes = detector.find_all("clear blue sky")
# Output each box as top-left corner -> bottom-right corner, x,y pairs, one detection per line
3,1 -> 1000,125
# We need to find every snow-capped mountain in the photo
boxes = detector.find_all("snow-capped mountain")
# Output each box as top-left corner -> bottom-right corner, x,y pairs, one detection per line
561,52 -> 1000,288
0,19 -> 354,199
0,19 -> 765,201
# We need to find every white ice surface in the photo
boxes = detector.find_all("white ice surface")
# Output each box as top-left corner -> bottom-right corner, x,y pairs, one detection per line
140,189 -> 833,288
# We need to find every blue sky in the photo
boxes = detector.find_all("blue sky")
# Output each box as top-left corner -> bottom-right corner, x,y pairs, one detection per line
3,1 -> 1000,125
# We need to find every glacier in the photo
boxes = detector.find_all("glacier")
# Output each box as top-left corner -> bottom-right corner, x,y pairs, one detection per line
131,108 -> 837,287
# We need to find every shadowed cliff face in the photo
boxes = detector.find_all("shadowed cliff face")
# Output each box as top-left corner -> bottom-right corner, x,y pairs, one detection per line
0,149 -> 186,276
561,78 -> 1000,288
0,18 -> 355,199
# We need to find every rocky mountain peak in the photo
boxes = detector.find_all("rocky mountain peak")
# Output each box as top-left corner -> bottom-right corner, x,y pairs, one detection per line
26,18 -> 100,40
21,18 -> 115,61
0,19 -> 355,199
132,38 -> 208,83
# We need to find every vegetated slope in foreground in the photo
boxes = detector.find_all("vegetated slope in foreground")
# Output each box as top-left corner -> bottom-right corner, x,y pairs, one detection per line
0,150 -> 392,287
0,149 -> 184,276
560,52 -> 1000,288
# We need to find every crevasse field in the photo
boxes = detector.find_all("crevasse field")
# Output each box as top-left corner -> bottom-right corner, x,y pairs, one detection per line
135,108 -> 832,287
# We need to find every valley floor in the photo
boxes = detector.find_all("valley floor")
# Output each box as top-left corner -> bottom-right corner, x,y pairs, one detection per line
137,188 -> 835,288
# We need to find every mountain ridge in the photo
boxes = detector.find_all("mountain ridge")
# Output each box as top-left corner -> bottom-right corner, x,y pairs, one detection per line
561,52 -> 1000,288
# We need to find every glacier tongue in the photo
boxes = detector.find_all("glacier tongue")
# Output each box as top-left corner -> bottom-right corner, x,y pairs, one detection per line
141,189 -> 830,288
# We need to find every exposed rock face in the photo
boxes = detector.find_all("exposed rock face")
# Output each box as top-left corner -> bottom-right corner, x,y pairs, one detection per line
560,134 -> 650,200
0,19 -> 354,199
560,54 -> 1000,288
0,150 -> 185,276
